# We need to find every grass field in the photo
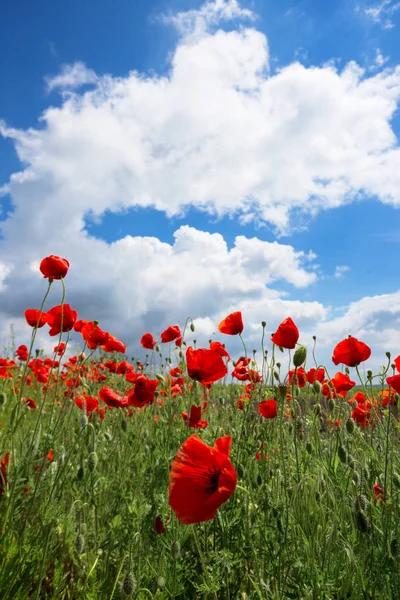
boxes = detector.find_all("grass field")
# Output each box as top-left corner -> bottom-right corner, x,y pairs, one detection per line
0,257 -> 399,599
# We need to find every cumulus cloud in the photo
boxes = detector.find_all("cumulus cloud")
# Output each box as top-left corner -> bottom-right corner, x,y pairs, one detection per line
0,0 -> 400,373
160,0 -> 255,39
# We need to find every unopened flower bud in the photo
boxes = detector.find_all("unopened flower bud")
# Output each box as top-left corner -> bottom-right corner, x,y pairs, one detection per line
157,576 -> 166,589
75,534 -> 85,555
171,540 -> 181,560
80,415 -> 88,429
261,321 -> 266,328
386,351 -> 391,360
313,380 -> 321,394
293,346 -> 307,367
367,370 -> 372,380
190,322 -> 195,332
273,371 -> 280,381
121,419 -> 127,433
346,418 -> 355,434
87,452 -> 98,473
122,571 -> 137,597
328,399 -> 335,412
0,392 -> 6,405
156,373 -> 165,382
338,445 -> 348,464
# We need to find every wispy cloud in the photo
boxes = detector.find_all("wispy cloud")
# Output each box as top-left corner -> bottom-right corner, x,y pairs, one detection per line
45,61 -> 98,92
363,0 -> 400,29
334,265 -> 351,279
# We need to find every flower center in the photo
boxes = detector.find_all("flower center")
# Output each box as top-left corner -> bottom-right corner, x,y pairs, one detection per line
206,466 -> 221,494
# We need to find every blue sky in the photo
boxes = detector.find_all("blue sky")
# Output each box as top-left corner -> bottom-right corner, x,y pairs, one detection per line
0,0 -> 400,367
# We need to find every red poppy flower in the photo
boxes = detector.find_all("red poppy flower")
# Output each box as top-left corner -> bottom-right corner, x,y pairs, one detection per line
351,401 -> 372,428
40,255 -> 70,279
80,321 -> 109,349
160,325 -> 181,344
306,367 -> 325,384
140,333 -> 157,350
75,395 -> 99,412
169,434 -> 237,525
386,375 -> 400,394
330,372 -> 356,397
45,304 -> 78,336
54,342 -> 66,356
218,312 -> 244,336
0,453 -> 10,495
258,398 -> 278,419
23,397 -> 37,409
98,386 -> 123,408
332,337 -> 371,367
126,375 -> 159,408
182,405 -> 208,429
47,449 -> 54,461
16,344 -> 29,361
101,334 -> 126,354
288,367 -> 306,388
210,341 -> 231,361
155,515 -> 170,534
24,309 -> 47,328
186,347 -> 228,386
271,317 -> 299,350
170,366 -> 183,377
350,391 -> 366,404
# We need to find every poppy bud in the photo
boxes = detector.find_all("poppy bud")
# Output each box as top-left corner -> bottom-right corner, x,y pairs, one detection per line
261,321 -> 266,328
352,471 -> 360,485
237,464 -> 245,479
81,415 -> 88,429
386,352 -> 391,359
122,572 -> 137,597
312,380 -> 321,394
155,345 -> 160,353
121,419 -> 127,433
346,418 -> 355,434
75,534 -> 85,555
354,494 -> 368,513
157,576 -> 166,589
315,491 -> 321,503
306,442 -> 312,454
0,391 -> 6,405
156,374 -> 165,382
87,452 -> 98,473
190,322 -> 195,332
293,346 -> 307,367
313,403 -> 321,415
338,446 -> 348,464
171,540 -> 181,560
276,362 -> 281,369
257,474 -> 263,486
328,399 -> 335,412
391,363 -> 396,370
367,370 -> 372,380
273,371 -> 280,381
77,466 -> 85,481
276,518 -> 283,534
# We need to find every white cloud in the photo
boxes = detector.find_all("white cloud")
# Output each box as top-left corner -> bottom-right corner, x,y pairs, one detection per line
45,61 -> 98,92
364,0 -> 400,29
0,0 -> 400,374
374,48 -> 390,68
160,0 -> 255,39
334,265 -> 350,278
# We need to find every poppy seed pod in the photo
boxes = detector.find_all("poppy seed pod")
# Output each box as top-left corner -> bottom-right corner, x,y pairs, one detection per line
293,346 -> 307,367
